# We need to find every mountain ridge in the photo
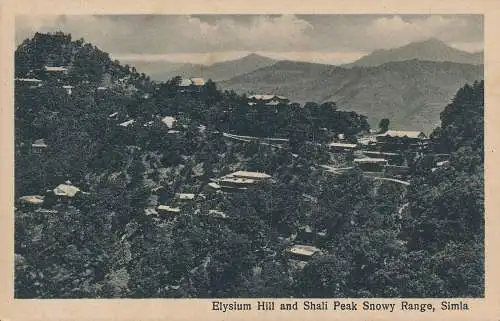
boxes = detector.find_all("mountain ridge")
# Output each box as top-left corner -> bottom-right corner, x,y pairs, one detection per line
220,58 -> 483,133
346,38 -> 483,67
143,53 -> 277,82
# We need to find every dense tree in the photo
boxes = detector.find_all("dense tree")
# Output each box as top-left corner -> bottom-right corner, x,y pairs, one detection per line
379,118 -> 390,133
14,32 -> 484,299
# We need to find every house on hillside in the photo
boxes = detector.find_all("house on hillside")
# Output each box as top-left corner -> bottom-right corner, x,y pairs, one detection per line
327,142 -> 358,153
19,195 -> 45,207
161,116 -> 177,129
44,66 -> 69,74
205,182 -> 222,193
248,94 -> 290,106
157,205 -> 181,218
15,78 -> 43,89
226,171 -> 272,181
216,171 -> 273,192
119,119 -> 136,127
52,183 -> 82,203
353,158 -> 388,172
376,130 -> 428,151
31,138 -> 48,154
202,209 -> 228,220
178,78 -> 206,92
175,193 -> 196,202
286,244 -> 321,261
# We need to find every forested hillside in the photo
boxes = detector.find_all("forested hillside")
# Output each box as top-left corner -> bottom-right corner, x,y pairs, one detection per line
14,33 -> 484,298
221,59 -> 483,133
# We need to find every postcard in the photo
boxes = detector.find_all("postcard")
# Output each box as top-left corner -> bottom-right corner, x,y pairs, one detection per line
1,0 -> 498,320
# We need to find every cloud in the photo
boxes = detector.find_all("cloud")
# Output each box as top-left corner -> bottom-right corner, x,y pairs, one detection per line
364,15 -> 478,47
15,14 -> 483,64
16,15 -> 314,54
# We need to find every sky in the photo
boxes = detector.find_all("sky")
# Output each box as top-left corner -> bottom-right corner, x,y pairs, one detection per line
15,14 -> 483,65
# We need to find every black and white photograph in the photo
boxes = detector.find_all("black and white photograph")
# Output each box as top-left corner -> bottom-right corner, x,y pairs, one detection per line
12,14 -> 484,300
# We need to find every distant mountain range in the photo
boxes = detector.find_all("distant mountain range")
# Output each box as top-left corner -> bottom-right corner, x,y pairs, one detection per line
220,59 -> 483,133
123,39 -> 484,133
126,53 -> 277,82
346,38 -> 483,67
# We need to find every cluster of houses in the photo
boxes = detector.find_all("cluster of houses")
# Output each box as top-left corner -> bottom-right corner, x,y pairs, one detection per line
15,65 -> 74,94
327,129 -> 447,177
16,66 -> 143,97
177,77 -> 206,93
18,181 -> 83,210
140,170 -> 275,222
17,70 -> 451,270
113,114 -> 187,136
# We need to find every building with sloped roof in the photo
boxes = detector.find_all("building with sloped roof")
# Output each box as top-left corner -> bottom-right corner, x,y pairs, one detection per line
248,94 -> 289,106
19,195 -> 45,206
286,244 -> 321,261
375,130 -> 428,151
31,139 -> 48,153
178,78 -> 206,92
353,158 -> 388,172
176,193 -> 196,201
327,142 -> 358,152
53,184 -> 81,198
44,66 -> 69,73
161,116 -> 176,129
377,130 -> 427,140
119,119 -> 136,127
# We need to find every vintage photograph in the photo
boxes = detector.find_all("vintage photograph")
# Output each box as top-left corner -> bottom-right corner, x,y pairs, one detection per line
14,14 -> 484,299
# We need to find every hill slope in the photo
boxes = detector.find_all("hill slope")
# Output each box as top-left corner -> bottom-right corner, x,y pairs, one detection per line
347,38 -> 483,67
147,53 -> 277,82
220,59 -> 483,133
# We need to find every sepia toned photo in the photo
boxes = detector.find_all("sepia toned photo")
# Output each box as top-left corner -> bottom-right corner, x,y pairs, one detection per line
12,13 -> 484,302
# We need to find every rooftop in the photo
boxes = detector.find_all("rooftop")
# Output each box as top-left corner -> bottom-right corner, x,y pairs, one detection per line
353,158 -> 388,164
228,171 -> 272,179
157,205 -> 181,213
207,182 -> 221,189
32,138 -> 48,148
19,195 -> 44,205
287,244 -> 321,257
208,210 -> 228,219
436,160 -> 450,167
176,193 -> 196,200
328,142 -> 358,148
53,184 -> 81,197
220,177 -> 257,185
161,116 -> 176,128
248,94 -> 288,101
179,78 -> 206,87
44,66 -> 68,72
377,130 -> 426,139
190,78 -> 206,86
145,208 -> 158,216
15,78 -> 42,82
119,119 -> 136,127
